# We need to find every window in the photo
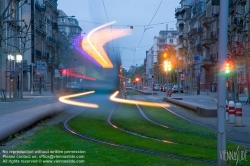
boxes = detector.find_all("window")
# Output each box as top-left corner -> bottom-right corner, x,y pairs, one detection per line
158,39 -> 165,43
159,45 -> 163,49
61,18 -> 65,22
169,39 -> 173,43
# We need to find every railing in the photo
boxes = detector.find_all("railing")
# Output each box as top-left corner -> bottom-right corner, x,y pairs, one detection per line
46,36 -> 56,45
210,54 -> 218,62
210,31 -> 218,38
231,17 -> 243,27
189,27 -> 203,36
202,17 -> 214,25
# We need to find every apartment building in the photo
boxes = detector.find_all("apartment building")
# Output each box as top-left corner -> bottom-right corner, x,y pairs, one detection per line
175,0 -> 250,97
145,27 -> 177,86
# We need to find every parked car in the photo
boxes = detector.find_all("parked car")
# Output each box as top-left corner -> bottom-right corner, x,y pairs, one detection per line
65,82 -> 83,92
163,84 -> 172,92
160,84 -> 164,91
172,84 -> 184,93
153,84 -> 160,91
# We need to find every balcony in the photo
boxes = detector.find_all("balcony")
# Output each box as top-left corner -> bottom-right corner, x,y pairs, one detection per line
231,17 -> 243,28
210,54 -> 218,62
202,37 -> 213,48
201,57 -> 213,69
210,31 -> 218,39
175,7 -> 185,16
183,33 -> 189,39
177,30 -> 184,37
202,17 -> 215,27
189,27 -> 203,36
46,36 -> 56,45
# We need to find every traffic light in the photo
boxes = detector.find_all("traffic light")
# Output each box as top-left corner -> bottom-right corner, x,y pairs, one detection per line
164,53 -> 167,58
168,61 -> 172,71
164,61 -> 172,71
225,60 -> 231,74
136,77 -> 139,82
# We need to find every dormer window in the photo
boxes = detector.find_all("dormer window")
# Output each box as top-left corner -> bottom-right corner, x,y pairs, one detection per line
61,18 -> 65,22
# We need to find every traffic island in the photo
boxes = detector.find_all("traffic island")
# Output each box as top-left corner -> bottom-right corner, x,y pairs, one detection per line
163,97 -> 217,117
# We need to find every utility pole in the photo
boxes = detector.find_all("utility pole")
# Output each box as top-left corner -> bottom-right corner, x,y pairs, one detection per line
217,0 -> 228,165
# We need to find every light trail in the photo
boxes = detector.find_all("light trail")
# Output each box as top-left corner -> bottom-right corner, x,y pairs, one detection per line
87,21 -> 116,66
109,91 -> 170,107
61,69 -> 96,81
81,21 -> 131,68
59,91 -> 98,108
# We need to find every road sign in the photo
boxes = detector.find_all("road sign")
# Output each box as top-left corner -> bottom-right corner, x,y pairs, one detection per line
164,45 -> 171,52
197,72 -> 202,78
184,72 -> 189,76
227,53 -> 232,59
180,74 -> 184,80
36,61 -> 47,75
194,56 -> 200,61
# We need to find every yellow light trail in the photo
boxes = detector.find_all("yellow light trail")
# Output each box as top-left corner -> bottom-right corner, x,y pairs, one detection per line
59,91 -> 98,108
110,91 -> 170,107
82,21 -> 131,68
87,21 -> 116,66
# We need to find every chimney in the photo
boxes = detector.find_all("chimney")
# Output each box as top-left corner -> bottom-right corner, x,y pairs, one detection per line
166,24 -> 168,30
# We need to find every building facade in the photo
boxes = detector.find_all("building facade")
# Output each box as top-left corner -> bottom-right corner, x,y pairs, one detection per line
145,27 -> 177,87
175,0 -> 250,99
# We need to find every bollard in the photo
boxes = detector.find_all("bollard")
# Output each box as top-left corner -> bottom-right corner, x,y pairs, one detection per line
228,101 -> 235,124
226,100 -> 228,121
235,103 -> 243,127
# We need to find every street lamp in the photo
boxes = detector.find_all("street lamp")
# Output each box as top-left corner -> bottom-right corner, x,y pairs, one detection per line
16,54 -> 23,99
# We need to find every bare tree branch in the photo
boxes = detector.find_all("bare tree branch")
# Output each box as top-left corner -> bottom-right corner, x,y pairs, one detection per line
2,0 -> 13,19
4,0 -> 29,20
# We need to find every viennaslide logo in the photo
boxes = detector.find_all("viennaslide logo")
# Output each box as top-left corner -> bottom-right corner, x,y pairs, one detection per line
220,146 -> 248,165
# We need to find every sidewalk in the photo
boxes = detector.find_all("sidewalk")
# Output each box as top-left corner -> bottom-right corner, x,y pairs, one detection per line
0,91 -> 67,142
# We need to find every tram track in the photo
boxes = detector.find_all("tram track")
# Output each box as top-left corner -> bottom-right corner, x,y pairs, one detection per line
126,90 -> 216,137
107,106 -> 176,144
129,90 -> 250,147
62,94 -> 217,165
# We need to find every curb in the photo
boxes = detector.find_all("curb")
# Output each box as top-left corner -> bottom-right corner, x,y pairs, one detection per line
0,102 -> 67,142
163,97 -> 217,117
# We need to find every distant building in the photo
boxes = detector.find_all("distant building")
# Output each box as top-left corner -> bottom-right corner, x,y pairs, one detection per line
145,27 -> 177,86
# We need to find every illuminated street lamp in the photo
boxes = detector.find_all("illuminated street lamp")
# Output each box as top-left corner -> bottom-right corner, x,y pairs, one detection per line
16,54 -> 23,63
164,60 -> 172,97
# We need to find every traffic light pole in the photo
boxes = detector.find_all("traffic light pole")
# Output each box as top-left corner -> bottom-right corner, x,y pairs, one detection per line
217,0 -> 228,165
